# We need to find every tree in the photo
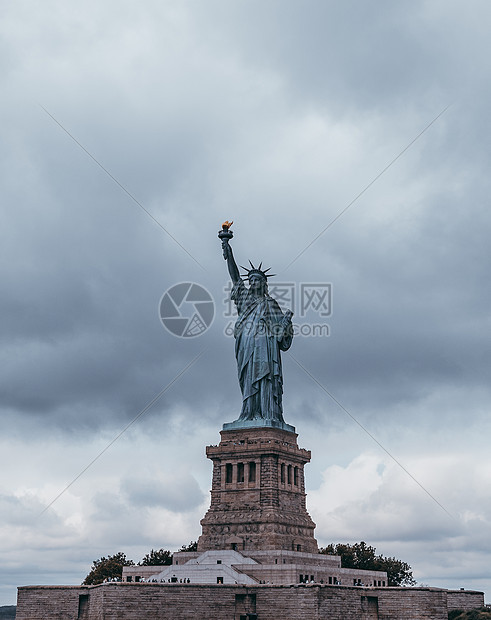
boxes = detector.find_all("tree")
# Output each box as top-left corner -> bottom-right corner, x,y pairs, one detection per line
83,552 -> 135,585
82,543 -> 197,585
139,549 -> 173,566
319,541 -> 416,586
179,541 -> 198,552
376,554 -> 416,587
449,611 -> 491,620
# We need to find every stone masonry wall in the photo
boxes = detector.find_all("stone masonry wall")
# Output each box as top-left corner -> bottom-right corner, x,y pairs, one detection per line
447,589 -> 485,611
374,588 -> 448,619
199,426 -> 317,553
16,586 -> 88,620
17,582 -> 485,620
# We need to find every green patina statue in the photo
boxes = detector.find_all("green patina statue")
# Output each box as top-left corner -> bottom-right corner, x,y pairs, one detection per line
219,222 -> 294,431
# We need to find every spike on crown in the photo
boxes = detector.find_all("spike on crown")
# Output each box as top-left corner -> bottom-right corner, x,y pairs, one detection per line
239,261 -> 276,281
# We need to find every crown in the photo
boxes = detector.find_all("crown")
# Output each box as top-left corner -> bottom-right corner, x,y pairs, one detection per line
240,260 -> 276,281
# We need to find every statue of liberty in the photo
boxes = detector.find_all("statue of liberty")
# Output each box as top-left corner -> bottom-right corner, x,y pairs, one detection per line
219,222 -> 294,431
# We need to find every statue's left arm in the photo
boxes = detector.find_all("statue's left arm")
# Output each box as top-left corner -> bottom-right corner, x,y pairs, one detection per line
278,309 -> 294,351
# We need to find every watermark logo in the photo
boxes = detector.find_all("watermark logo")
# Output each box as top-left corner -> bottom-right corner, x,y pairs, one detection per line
160,281 -> 332,338
159,282 -> 215,338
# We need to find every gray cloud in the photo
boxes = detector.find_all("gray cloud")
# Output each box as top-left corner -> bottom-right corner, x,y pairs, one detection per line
121,474 -> 205,512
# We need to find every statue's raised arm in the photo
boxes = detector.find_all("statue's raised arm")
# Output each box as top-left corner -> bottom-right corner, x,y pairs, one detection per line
218,221 -> 294,432
218,221 -> 240,283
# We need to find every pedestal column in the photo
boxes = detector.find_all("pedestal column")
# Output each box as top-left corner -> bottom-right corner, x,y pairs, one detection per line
198,426 -> 318,553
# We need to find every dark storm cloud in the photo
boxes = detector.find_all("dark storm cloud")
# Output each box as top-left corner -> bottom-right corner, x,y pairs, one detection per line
0,0 -> 488,449
0,103 -> 219,432
282,137 -> 491,424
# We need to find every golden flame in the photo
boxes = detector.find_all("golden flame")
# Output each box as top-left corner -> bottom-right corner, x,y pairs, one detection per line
222,220 -> 233,230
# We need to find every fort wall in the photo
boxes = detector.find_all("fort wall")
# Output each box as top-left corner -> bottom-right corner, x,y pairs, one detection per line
16,582 -> 485,620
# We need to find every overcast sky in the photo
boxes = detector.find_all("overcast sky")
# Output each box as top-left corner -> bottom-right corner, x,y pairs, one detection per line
1,0 -> 491,606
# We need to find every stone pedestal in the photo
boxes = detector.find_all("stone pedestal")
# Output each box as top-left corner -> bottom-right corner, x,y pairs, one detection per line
198,426 -> 318,553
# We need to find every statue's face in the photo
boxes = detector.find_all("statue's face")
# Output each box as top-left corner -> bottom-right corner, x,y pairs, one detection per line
249,274 -> 267,295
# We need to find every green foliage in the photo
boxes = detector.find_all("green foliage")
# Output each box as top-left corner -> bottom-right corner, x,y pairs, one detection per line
82,552 -> 135,585
449,610 -> 491,620
0,606 -> 17,620
319,541 -> 416,587
139,548 -> 173,566
376,554 -> 416,587
83,542 -> 198,584
179,541 -> 198,552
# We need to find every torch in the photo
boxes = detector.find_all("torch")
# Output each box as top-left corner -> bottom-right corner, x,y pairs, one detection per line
218,221 -> 233,259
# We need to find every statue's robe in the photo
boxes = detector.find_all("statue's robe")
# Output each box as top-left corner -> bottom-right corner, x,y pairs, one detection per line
231,280 -> 293,422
